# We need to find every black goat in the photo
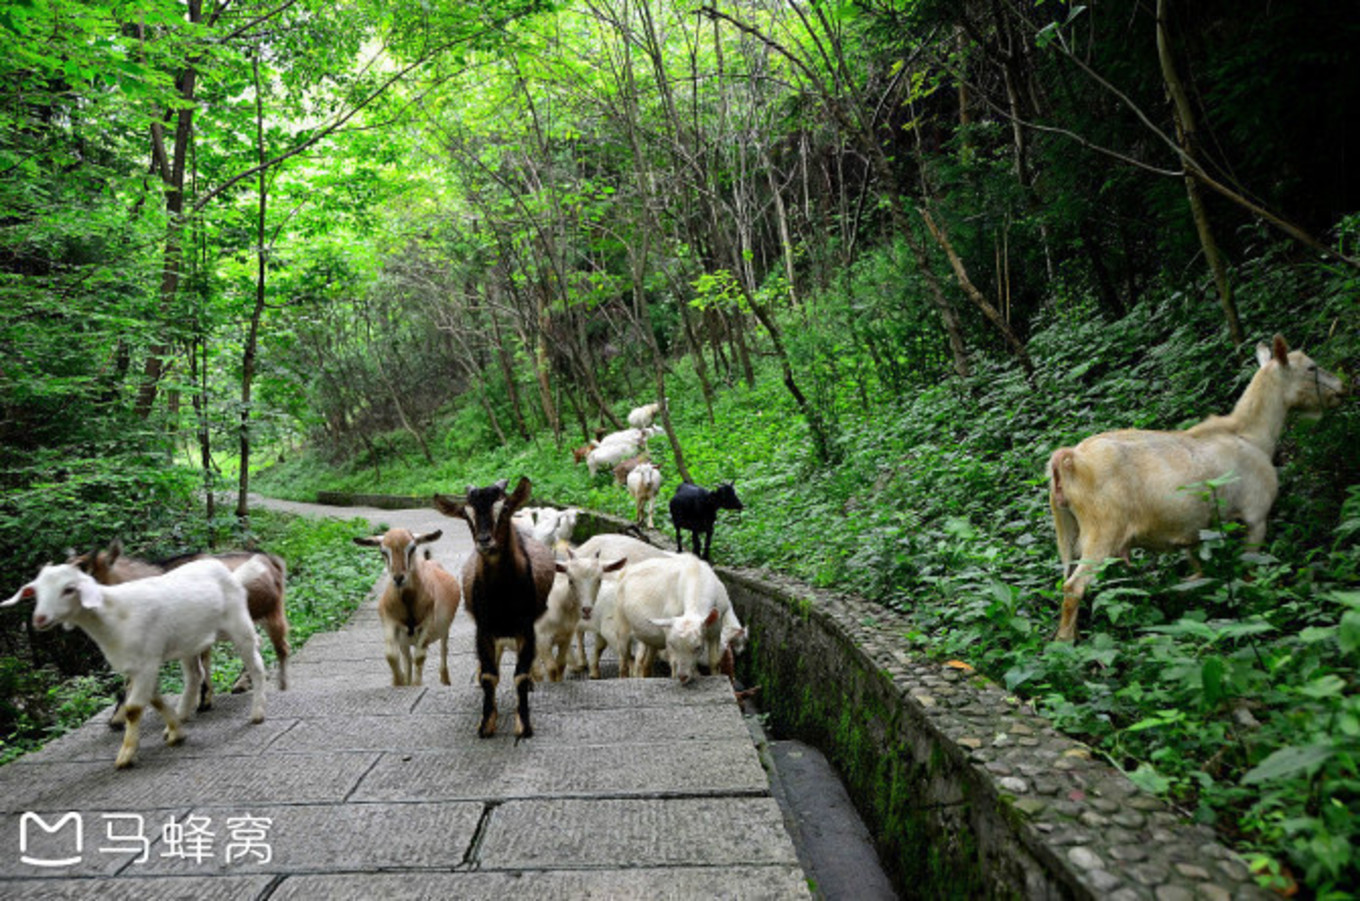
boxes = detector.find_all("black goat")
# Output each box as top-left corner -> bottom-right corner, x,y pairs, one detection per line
434,477 -> 554,740
668,481 -> 744,561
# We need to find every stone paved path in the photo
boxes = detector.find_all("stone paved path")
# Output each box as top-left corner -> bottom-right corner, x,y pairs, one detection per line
0,499 -> 810,899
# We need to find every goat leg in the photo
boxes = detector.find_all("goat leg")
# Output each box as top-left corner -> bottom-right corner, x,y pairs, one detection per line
476,633 -> 499,737
514,630 -> 537,740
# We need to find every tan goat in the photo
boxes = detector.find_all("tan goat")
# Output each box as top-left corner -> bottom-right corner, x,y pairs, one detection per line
353,529 -> 461,686
1047,335 -> 1345,641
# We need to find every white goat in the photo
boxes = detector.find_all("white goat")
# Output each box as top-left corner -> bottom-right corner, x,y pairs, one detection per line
549,508 -> 578,556
353,528 -> 462,686
576,577 -> 625,679
586,438 -> 642,478
627,463 -> 663,528
1048,335 -> 1346,641
3,559 -> 266,769
614,554 -> 723,684
571,533 -> 746,678
628,402 -> 663,429
535,549 -> 626,681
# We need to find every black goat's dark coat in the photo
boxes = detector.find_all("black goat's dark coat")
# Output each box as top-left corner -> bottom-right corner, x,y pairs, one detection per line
435,477 -> 553,740
668,481 -> 744,561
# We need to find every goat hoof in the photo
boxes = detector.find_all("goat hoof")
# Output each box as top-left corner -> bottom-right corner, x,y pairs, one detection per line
163,728 -> 183,746
114,752 -> 136,769
478,711 -> 498,737
515,715 -> 532,740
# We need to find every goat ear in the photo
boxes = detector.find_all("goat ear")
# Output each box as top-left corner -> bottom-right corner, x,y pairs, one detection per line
651,616 -> 675,629
106,538 -> 122,564
507,476 -> 532,510
603,558 -> 627,573
1273,334 -> 1290,366
353,536 -> 383,547
416,529 -> 442,545
493,478 -> 510,493
432,494 -> 460,517
704,607 -> 721,627
1,584 -> 34,607
1256,342 -> 1273,369
77,577 -> 103,610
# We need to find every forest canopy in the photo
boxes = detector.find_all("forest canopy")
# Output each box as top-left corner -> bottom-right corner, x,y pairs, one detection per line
2,0 -> 1359,893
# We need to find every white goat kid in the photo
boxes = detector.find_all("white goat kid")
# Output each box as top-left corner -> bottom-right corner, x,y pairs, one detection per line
586,438 -> 642,478
3,559 -> 266,768
1048,335 -> 1346,641
553,509 -> 579,552
627,463 -> 663,528
628,402 -> 663,429
576,577 -> 625,679
354,528 -> 461,686
535,550 -> 626,681
614,554 -> 722,684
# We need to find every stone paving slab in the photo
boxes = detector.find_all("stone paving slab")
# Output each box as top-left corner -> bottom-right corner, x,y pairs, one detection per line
413,672 -> 736,714
270,867 -> 811,900
350,738 -> 769,803
250,684 -> 428,718
479,797 -> 800,869
269,703 -> 745,753
138,801 -> 484,875
0,752 -> 379,814
14,714 -> 299,765
0,875 -> 275,900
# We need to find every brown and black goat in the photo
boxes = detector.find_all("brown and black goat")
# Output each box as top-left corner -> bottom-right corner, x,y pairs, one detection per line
434,477 -> 555,740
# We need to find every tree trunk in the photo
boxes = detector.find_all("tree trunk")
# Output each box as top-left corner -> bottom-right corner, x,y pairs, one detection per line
134,2 -> 204,419
237,53 -> 266,523
487,285 -> 530,441
679,301 -> 716,423
1155,0 -> 1243,344
919,207 -> 1034,374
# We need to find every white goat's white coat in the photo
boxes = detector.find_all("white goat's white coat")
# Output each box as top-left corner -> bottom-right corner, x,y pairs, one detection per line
536,551 -> 626,681
571,534 -> 745,678
614,554 -> 722,684
576,578 -> 642,679
627,463 -> 663,528
586,437 -> 642,477
549,508 -> 578,556
628,402 -> 662,429
3,559 -> 266,768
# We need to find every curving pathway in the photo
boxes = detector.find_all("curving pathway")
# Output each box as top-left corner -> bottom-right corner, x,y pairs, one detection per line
0,498 -> 810,899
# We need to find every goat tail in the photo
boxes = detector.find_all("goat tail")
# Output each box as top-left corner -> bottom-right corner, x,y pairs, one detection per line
265,551 -> 288,584
1047,448 -> 1080,578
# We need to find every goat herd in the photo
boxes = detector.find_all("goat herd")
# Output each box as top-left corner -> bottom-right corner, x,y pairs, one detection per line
1,335 -> 1348,767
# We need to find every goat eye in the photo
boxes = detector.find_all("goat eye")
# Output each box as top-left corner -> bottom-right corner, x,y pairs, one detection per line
62,586 -> 76,595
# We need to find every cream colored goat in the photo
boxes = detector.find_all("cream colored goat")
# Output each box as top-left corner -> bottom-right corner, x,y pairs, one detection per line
1048,335 -> 1345,641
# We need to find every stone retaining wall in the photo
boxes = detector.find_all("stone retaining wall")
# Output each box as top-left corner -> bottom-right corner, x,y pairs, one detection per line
569,508 -> 1266,901
315,491 -> 430,510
